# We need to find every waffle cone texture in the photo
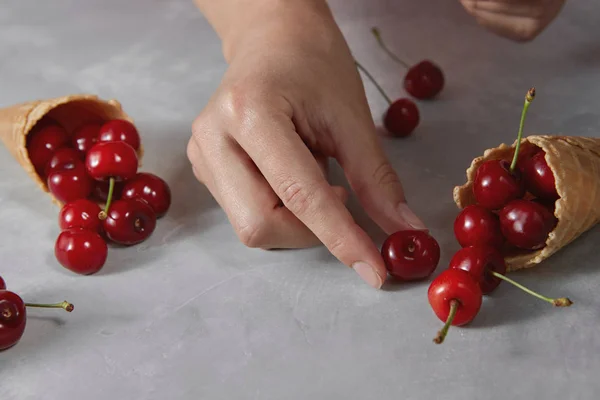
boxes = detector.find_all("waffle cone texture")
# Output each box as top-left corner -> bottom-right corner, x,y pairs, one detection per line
0,94 -> 143,206
453,135 -> 600,271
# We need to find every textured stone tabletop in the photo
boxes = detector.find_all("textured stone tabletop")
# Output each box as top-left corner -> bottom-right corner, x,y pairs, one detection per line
1,1 -> 599,399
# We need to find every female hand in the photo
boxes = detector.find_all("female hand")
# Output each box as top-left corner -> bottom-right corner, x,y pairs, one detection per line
459,0 -> 566,41
188,0 -> 427,289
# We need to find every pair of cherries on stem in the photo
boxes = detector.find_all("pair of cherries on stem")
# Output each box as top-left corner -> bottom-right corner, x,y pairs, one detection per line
0,276 -> 73,351
429,245 -> 572,344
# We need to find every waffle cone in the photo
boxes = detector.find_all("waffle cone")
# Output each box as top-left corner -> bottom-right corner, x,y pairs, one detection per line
453,135 -> 600,271
0,94 -> 144,206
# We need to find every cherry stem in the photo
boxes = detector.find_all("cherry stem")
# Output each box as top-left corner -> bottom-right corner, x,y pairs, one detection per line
509,87 -> 536,172
489,271 -> 572,307
355,60 -> 393,105
370,27 -> 410,69
98,177 -> 115,220
24,301 -> 74,312
433,299 -> 459,344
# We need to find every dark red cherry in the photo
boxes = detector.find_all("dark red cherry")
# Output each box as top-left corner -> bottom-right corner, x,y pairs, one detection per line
381,230 -> 440,280
383,98 -> 420,137
58,199 -> 102,232
449,245 -> 507,294
72,122 -> 102,156
54,228 -> 107,275
121,172 -> 171,218
27,124 -> 70,176
0,276 -> 5,290
520,150 -> 559,200
92,180 -> 124,203
47,161 -> 94,203
85,141 -> 138,181
404,60 -> 445,100
0,290 -> 26,351
473,159 -> 525,210
499,199 -> 557,250
454,205 -> 504,249
44,147 -> 84,178
102,198 -> 157,245
98,119 -> 140,151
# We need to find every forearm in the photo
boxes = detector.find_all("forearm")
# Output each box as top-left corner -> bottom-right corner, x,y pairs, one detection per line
193,0 -> 332,61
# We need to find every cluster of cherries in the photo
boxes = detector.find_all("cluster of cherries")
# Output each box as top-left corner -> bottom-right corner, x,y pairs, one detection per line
26,117 -> 171,275
0,275 -> 73,351
355,27 -> 445,137
379,88 -> 572,344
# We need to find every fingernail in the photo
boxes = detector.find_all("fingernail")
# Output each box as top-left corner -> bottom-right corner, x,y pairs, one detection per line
397,203 -> 427,230
352,262 -> 384,289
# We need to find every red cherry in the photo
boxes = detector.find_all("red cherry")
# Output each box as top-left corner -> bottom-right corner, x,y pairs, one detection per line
449,245 -> 506,294
26,124 -> 70,176
72,122 -> 101,155
47,161 -> 94,203
102,199 -> 157,245
44,147 -> 84,178
0,290 -> 26,351
473,159 -> 525,210
428,268 -> 483,344
92,180 -> 124,203
58,199 -> 102,232
85,141 -> 138,182
381,230 -> 440,280
520,150 -> 559,200
499,199 -> 557,250
0,276 -> 5,290
121,172 -> 172,218
54,228 -> 108,275
453,204 -> 504,249
98,119 -> 140,151
383,98 -> 420,137
404,60 -> 445,100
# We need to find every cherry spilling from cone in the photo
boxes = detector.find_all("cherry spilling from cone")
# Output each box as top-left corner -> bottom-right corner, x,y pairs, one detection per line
25,118 -> 172,276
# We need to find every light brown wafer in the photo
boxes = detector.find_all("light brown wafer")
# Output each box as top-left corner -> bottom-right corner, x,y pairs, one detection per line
453,134 -> 600,271
0,94 -> 144,206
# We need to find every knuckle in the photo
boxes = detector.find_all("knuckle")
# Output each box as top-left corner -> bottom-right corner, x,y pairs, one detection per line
371,161 -> 401,188
277,179 -> 317,217
219,85 -> 259,133
235,217 -> 271,249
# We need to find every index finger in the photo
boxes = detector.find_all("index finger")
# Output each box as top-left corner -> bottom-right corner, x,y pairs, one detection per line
231,107 -> 387,289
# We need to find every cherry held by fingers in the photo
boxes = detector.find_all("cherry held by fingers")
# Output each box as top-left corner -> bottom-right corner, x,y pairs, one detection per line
428,268 -> 482,344
449,245 -> 507,294
55,228 -> 108,275
121,172 -> 172,218
98,119 -> 141,151
499,199 -> 557,250
381,230 -> 440,280
454,205 -> 504,249
58,199 -> 103,232
102,198 -> 157,245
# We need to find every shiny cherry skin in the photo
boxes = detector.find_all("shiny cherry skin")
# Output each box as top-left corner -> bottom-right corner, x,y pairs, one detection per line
58,199 -> 102,232
0,290 -> 27,351
449,245 -> 507,294
520,150 -> 559,200
454,204 -> 504,249
428,268 -> 482,326
121,172 -> 171,218
54,228 -> 108,275
499,199 -> 557,250
92,180 -> 124,203
102,198 -> 157,245
404,60 -> 445,100
44,147 -> 84,178
473,159 -> 525,210
27,124 -> 70,176
47,161 -> 94,204
72,122 -> 102,156
98,119 -> 140,151
85,141 -> 138,181
381,230 -> 441,280
0,276 -> 5,290
383,98 -> 420,137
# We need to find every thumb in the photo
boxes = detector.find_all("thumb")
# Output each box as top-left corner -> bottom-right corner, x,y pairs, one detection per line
334,119 -> 427,235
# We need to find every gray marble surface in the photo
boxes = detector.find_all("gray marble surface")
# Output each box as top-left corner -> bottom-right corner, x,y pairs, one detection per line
1,1 -> 599,399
